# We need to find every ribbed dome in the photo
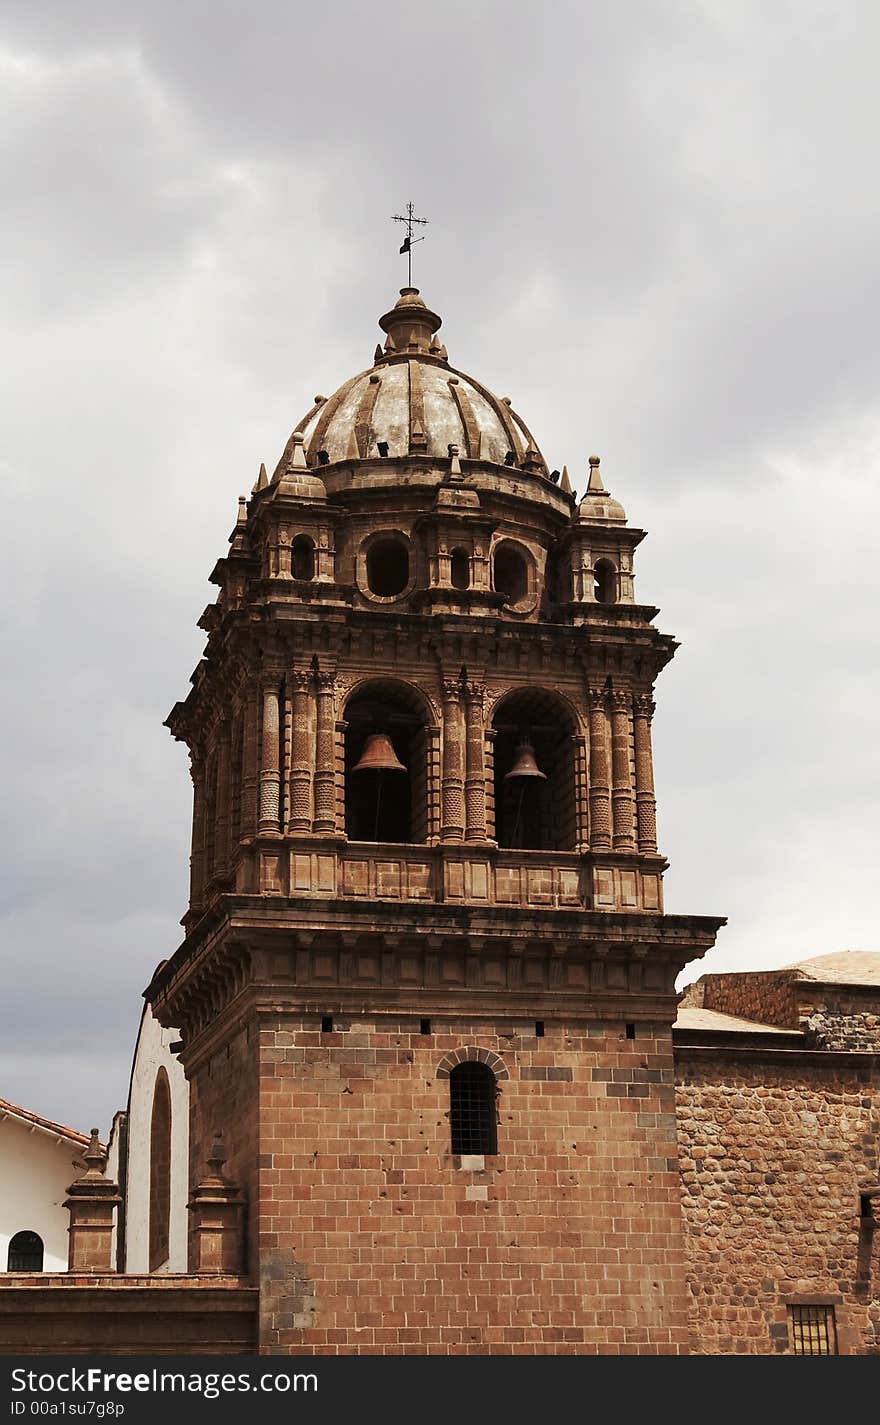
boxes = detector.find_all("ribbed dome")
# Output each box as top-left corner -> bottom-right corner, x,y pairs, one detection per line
272,289 -> 548,478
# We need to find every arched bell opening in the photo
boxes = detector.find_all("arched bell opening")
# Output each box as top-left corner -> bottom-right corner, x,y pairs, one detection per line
291,534 -> 316,581
450,547 -> 470,590
491,688 -> 577,850
344,681 -> 431,844
594,558 -> 618,604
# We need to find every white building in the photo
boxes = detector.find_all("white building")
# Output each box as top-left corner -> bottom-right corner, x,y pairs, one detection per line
0,1097 -> 91,1273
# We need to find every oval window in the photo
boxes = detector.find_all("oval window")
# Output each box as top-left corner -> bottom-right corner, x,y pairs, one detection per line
366,537 -> 410,597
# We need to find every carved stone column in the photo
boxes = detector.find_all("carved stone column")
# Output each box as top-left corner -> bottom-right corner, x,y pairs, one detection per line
633,692 -> 658,853
313,672 -> 337,834
610,688 -> 636,851
240,679 -> 260,839
65,1131 -> 121,1273
440,678 -> 465,842
214,720 -> 231,874
587,687 -> 611,851
463,681 -> 486,841
288,670 -> 314,833
258,681 -> 281,834
189,751 -> 207,910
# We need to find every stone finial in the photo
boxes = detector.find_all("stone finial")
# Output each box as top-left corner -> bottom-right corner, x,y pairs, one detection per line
374,344 -> 383,363
188,1128 -> 243,1274
236,496 -> 247,525
587,454 -> 606,494
64,1130 -> 121,1273
448,443 -> 462,478
290,431 -> 308,470
560,465 -> 573,495
254,462 -> 268,494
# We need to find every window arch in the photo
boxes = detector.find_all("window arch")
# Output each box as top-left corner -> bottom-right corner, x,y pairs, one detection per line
594,558 -> 617,604
7,1231 -> 43,1272
490,687 -> 578,850
449,1062 -> 498,1156
149,1067 -> 172,1273
344,680 -> 432,844
492,540 -> 531,607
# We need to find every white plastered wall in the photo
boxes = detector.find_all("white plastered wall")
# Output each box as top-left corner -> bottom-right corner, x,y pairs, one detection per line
123,1003 -> 190,1273
0,1116 -> 88,1273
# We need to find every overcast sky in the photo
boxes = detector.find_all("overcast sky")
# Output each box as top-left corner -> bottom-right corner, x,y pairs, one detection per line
2,1 -> 879,1132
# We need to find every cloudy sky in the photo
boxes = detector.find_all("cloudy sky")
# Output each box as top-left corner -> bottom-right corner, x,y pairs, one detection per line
2,1 -> 879,1132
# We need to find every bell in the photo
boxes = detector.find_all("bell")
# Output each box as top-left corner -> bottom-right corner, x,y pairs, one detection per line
504,739 -> 547,782
352,731 -> 407,775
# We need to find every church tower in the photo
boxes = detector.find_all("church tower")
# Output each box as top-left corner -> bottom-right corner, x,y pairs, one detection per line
151,286 -> 724,1354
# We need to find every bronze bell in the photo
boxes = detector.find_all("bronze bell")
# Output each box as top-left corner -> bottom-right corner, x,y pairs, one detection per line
352,732 -> 407,775
504,739 -> 547,782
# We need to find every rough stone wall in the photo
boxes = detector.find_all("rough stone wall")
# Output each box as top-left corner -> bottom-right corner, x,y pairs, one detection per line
188,1021 -> 260,1276
676,1050 -> 880,1355
802,994 -> 880,1052
255,1015 -> 690,1355
684,971 -> 800,1030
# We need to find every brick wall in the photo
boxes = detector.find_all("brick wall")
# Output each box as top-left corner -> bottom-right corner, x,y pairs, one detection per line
676,1049 -> 880,1355
242,1014 -> 690,1355
188,1022 -> 260,1275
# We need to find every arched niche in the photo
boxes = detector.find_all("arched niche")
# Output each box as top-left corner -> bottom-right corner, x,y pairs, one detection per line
148,1067 -> 172,1273
491,687 -> 578,850
343,680 -> 433,844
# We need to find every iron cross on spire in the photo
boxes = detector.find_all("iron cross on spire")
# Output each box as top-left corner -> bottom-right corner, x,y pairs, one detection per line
391,202 -> 429,286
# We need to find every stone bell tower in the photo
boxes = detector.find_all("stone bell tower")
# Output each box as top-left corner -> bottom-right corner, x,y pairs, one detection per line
150,286 -> 724,1355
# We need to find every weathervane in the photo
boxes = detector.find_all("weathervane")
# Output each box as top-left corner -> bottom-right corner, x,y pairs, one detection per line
391,202 -> 428,286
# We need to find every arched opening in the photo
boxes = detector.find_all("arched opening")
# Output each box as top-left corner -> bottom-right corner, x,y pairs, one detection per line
7,1231 -> 43,1272
148,1068 -> 172,1273
491,688 -> 578,850
291,535 -> 316,581
366,536 -> 410,597
492,541 -> 530,606
594,558 -> 617,604
450,547 -> 470,590
344,681 -> 430,844
449,1062 -> 497,1155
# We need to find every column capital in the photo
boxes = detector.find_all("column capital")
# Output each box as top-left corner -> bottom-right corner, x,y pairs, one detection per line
633,691 -> 656,720
609,687 -> 632,714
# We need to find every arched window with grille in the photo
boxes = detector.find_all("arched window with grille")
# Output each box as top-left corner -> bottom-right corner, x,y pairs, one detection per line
7,1231 -> 44,1272
449,1061 -> 498,1155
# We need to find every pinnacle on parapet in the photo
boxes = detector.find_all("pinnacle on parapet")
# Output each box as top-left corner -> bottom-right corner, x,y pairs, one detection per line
586,454 -> 606,494
236,496 -> 247,525
82,1129 -> 106,1180
206,1129 -> 227,1181
290,431 -> 309,470
253,462 -> 268,493
374,344 -> 383,364
560,465 -> 572,495
448,443 -> 462,477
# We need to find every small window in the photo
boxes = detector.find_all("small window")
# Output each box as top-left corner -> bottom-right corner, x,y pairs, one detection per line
7,1231 -> 44,1272
321,1015 -> 334,1033
450,548 -> 470,590
789,1304 -> 837,1356
291,535 -> 315,581
366,537 -> 409,597
450,1061 -> 497,1155
594,559 -> 617,604
493,542 -> 529,605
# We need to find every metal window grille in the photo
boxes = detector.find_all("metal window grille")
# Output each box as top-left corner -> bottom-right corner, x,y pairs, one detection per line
789,1304 -> 836,1356
7,1231 -> 44,1272
450,1061 -> 497,1155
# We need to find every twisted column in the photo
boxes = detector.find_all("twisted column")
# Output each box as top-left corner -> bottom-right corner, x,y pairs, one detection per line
633,692 -> 658,853
463,682 -> 487,841
288,670 -> 314,832
440,678 -> 465,842
587,687 -> 611,851
312,672 -> 337,834
258,682 -> 281,833
610,688 -> 636,851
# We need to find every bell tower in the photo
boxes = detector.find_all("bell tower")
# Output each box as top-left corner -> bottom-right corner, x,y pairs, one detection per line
150,286 -> 724,1354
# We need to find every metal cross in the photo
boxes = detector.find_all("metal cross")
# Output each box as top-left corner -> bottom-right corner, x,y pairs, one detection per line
391,202 -> 429,286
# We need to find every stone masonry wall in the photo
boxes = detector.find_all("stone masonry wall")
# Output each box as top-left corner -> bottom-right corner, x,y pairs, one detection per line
254,1014 -> 690,1355
676,1050 -> 880,1354
801,993 -> 880,1052
188,1021 -> 260,1276
682,971 -> 800,1030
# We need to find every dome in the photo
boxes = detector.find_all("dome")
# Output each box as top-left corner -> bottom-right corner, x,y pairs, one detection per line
271,289 -> 549,478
